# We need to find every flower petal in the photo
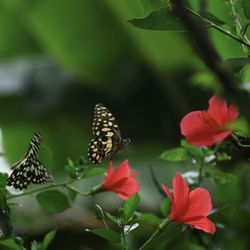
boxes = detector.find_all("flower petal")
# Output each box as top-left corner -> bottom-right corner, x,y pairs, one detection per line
224,104 -> 239,124
208,96 -> 227,124
183,188 -> 212,219
102,160 -> 140,200
116,178 -> 140,200
103,160 -> 130,188
112,160 -> 130,178
170,173 -> 189,219
184,216 -> 216,234
180,110 -> 230,146
162,184 -> 173,203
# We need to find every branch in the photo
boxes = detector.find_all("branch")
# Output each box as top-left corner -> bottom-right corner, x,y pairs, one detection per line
186,7 -> 250,48
172,0 -> 237,94
7,179 -> 102,200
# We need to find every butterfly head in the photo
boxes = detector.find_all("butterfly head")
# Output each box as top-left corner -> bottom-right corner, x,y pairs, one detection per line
122,138 -> 131,148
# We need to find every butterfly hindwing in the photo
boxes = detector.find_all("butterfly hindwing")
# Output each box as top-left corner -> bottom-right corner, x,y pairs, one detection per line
30,159 -> 53,185
7,158 -> 53,190
88,103 -> 129,165
88,139 -> 105,165
7,132 -> 53,190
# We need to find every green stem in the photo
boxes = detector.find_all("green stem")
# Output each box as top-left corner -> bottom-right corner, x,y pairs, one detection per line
121,228 -> 127,250
6,179 -> 102,200
231,133 -> 250,148
67,184 -> 102,196
139,218 -> 170,250
228,0 -> 250,46
120,218 -> 128,250
198,148 -> 205,186
185,6 -> 250,48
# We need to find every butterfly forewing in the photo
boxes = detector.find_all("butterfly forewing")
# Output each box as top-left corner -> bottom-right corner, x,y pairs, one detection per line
88,103 -> 129,165
24,132 -> 42,160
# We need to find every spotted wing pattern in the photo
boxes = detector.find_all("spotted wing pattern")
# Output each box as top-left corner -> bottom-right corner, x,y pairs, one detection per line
87,103 -> 127,165
7,132 -> 53,190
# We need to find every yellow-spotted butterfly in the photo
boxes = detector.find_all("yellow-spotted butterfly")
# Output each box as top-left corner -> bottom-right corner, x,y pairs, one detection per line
87,103 -> 130,165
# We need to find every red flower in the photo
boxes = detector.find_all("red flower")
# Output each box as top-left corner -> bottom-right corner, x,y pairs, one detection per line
180,95 -> 239,146
102,160 -> 140,200
162,173 -> 216,234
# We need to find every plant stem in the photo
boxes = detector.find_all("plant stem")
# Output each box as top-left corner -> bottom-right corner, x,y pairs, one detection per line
139,218 -> 169,250
198,148 -> 205,186
185,6 -> 250,48
121,228 -> 127,250
6,179 -> 102,200
67,184 -> 102,196
231,133 -> 250,148
228,0 -> 250,46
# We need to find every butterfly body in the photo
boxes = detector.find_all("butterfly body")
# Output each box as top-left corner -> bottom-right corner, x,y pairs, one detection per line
88,103 -> 130,165
7,132 -> 53,190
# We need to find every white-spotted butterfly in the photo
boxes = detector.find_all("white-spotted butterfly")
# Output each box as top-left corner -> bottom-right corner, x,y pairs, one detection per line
87,103 -> 130,165
7,132 -> 53,190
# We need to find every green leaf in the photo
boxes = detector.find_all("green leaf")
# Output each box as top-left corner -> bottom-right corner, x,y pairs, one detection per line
204,168 -> 238,185
0,206 -> 12,240
31,240 -> 40,250
0,189 -> 7,210
160,198 -> 170,217
216,152 -> 231,161
242,0 -> 250,19
129,8 -> 186,31
0,173 -> 8,188
36,190 -> 71,213
104,212 -> 121,226
0,239 -> 23,250
42,230 -> 57,249
87,228 -> 120,243
123,193 -> 140,222
82,168 -> 105,179
137,213 -> 161,225
139,0 -> 170,14
160,147 -> 189,162
181,140 -> 202,159
199,11 -> 225,25
231,118 -> 249,134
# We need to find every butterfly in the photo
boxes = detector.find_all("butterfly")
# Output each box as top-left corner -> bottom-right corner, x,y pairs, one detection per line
87,103 -> 130,165
7,132 -> 53,190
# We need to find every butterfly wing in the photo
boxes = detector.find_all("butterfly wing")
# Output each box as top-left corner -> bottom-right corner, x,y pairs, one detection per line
30,159 -> 53,185
24,132 -> 42,160
88,103 -> 123,165
87,138 -> 105,165
7,132 -> 53,190
7,158 -> 53,190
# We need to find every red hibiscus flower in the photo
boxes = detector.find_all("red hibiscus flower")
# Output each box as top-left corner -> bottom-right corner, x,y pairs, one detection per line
102,160 -> 140,200
180,95 -> 239,146
162,173 -> 216,234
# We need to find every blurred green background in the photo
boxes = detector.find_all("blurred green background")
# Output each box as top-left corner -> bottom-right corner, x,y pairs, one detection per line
0,0 -> 250,249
